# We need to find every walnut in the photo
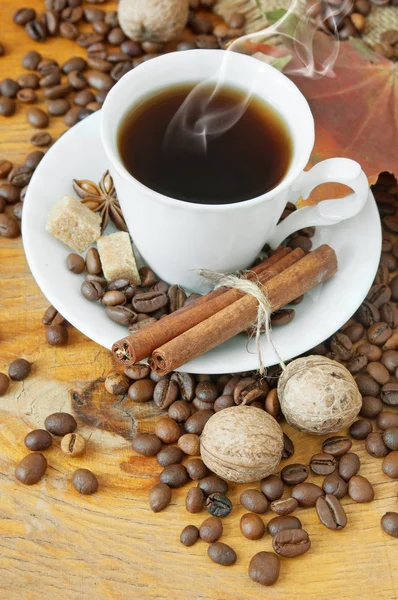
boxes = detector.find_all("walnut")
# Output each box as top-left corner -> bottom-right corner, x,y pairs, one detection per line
118,0 -> 189,43
200,406 -> 284,483
278,356 -> 362,435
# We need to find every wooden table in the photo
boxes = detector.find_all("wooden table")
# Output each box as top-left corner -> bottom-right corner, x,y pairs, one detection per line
1,2 -> 397,598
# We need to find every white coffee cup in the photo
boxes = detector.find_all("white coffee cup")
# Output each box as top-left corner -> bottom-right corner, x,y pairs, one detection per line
101,49 -> 368,292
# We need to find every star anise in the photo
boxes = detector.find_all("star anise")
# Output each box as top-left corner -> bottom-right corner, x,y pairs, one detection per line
72,170 -> 128,234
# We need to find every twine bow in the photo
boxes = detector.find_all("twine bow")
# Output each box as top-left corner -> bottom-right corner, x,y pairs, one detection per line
200,269 -> 287,375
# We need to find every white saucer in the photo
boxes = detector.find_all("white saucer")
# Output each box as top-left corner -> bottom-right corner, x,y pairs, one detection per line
22,111 -> 382,374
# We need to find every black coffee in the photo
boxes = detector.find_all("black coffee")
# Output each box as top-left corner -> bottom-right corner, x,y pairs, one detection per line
118,83 -> 292,205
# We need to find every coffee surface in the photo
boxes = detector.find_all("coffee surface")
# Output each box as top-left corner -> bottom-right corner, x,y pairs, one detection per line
118,83 -> 292,205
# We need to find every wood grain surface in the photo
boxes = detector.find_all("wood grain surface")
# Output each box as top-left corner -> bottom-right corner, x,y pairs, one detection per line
0,2 -> 397,599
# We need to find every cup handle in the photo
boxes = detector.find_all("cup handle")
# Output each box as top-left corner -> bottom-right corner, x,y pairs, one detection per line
268,158 -> 369,249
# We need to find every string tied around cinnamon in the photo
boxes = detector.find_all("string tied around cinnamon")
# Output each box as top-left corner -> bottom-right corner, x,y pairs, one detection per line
200,269 -> 287,375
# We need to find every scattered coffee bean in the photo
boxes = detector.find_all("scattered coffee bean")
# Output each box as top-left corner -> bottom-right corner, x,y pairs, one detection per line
45,324 -> 69,346
67,253 -> 85,274
365,432 -> 390,458
240,489 -> 268,514
0,373 -> 10,396
14,8 -> 37,26
105,371 -> 129,395
206,493 -> 232,517
344,322 -> 364,342
199,516 -> 223,542
281,463 -> 309,486
128,379 -> 156,403
124,364 -> 150,380
349,419 -> 372,440
273,528 -> 311,558
15,452 -> 47,485
61,432 -> 86,456
153,378 -> 179,410
208,542 -> 237,566
381,383 -> 398,405
180,525 -> 199,547
0,184 -> 20,205
198,475 -> 228,497
72,468 -> 98,495
322,473 -> 348,499
281,433 -> 294,458
316,494 -> 347,530
8,358 -> 31,381
178,433 -> 200,456
45,412 -> 77,435
27,107 -> 49,128
381,512 -> 398,538
322,436 -> 352,456
185,409 -> 214,435
168,400 -> 192,423
132,433 -> 161,457
267,515 -> 302,536
240,513 -> 265,540
382,451 -> 398,479
31,131 -> 52,147
260,475 -> 284,501
270,497 -> 298,516
160,464 -> 189,488
156,446 -> 184,467
171,372 -> 195,401
24,429 -> 52,451
382,427 -> 398,450
186,486 -> 205,513
310,452 -> 337,475
348,475 -> 374,502
377,412 -> 398,430
0,97 -> 16,117
154,417 -> 181,443
248,551 -> 280,587
0,213 -> 20,237
42,305 -> 65,326
367,361 -> 390,385
291,483 -> 324,507
186,458 -> 208,481
339,452 -> 361,481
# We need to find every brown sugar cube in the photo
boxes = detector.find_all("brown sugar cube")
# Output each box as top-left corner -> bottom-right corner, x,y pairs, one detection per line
97,231 -> 141,284
46,195 -> 101,252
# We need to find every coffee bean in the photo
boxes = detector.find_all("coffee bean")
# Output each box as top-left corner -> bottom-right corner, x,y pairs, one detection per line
62,5 -> 83,22
310,452 -> 337,475
381,383 -> 398,405
0,96 -> 16,117
260,475 -> 284,501
233,377 -> 264,405
248,552 -> 280,587
346,354 -> 367,374
45,0 -> 66,10
322,436 -> 352,457
199,516 -> 223,542
377,412 -> 398,430
68,70 -> 88,90
382,350 -> 398,373
128,317 -> 156,333
0,213 -> 20,237
18,88 -> 36,104
339,452 -> 360,481
25,20 -> 47,42
21,50 -> 41,70
382,427 -> 398,451
178,433 -> 200,456
108,278 -> 136,300
128,379 -> 156,404
368,322 -> 392,346
316,494 -> 347,530
382,451 -> 398,479
31,131 -> 52,147
169,372 -> 195,401
357,301 -> 380,327
104,372 -> 129,396
160,464 -> 189,488
365,432 -> 389,458
208,542 -> 237,566
357,344 -> 382,362
16,73 -> 40,91
0,79 -> 18,99
356,374 -> 381,397
0,160 -> 13,179
26,107 -> 49,129
180,525 -> 199,547
14,8 -> 36,26
198,475 -> 228,497
281,463 -> 308,486
24,429 -> 52,451
47,98 -> 69,116
8,358 -> 31,381
24,150 -> 44,170
273,528 -> 310,558
132,290 -> 168,314
42,305 -> 65,326
66,253 -> 85,274
167,401 -> 191,423
185,410 -> 214,435
194,382 -> 218,404
360,396 -> 382,419
322,473 -> 348,498
45,324 -> 69,346
85,69 -> 113,91
0,183 -> 20,204
291,483 -> 324,507
155,446 -> 183,468
239,489 -> 268,514
390,274 -> 398,301
367,361 -> 390,385
0,372 -> 10,396
8,165 -> 33,188
348,475 -> 374,502
154,417 -> 180,444
61,432 -> 86,456
44,412 -> 77,436
238,512 -> 266,541
15,452 -> 47,485
349,419 -> 372,440
153,378 -> 179,410
267,515 -> 302,537
381,512 -> 398,538
72,468 -> 98,495
344,322 -> 364,343
81,280 -> 103,301
102,291 -> 126,307
206,493 -> 232,517
43,84 -> 72,101
186,486 -> 205,513
330,332 -> 353,359
381,252 -> 397,272
270,497 -> 298,516
131,433 -> 161,457
367,283 -> 391,309
280,434 -> 294,461
213,395 -> 235,412
186,458 -> 208,481
106,305 -> 137,326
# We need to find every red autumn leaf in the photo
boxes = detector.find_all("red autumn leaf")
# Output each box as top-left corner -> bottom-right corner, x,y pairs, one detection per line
243,33 -> 398,201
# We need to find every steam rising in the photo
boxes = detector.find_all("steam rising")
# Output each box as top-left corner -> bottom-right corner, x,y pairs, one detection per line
164,0 -> 349,154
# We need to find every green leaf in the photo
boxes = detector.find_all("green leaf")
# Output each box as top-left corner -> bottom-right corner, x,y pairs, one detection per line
264,8 -> 288,24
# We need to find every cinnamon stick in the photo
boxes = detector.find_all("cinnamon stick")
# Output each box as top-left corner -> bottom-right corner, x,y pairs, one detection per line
112,247 -> 294,367
150,245 -> 338,375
